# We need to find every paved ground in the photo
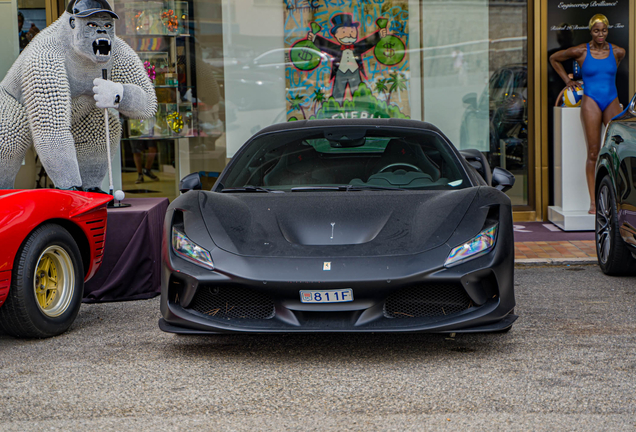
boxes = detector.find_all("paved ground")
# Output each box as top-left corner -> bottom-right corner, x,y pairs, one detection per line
513,222 -> 598,264
515,240 -> 597,262
1,265 -> 635,431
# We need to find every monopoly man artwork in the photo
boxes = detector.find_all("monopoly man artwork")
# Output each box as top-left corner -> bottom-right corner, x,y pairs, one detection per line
284,0 -> 410,121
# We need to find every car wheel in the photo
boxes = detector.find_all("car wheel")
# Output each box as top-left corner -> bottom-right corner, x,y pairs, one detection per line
0,224 -> 84,338
595,177 -> 636,275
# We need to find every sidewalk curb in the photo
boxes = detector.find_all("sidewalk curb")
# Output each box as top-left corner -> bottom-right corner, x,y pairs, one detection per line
515,257 -> 597,266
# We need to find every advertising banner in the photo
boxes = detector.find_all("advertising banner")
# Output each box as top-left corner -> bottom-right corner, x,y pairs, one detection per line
283,0 -> 410,121
547,0 -> 629,106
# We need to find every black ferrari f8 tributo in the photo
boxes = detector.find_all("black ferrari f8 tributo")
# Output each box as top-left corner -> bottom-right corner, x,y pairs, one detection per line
159,119 -> 517,334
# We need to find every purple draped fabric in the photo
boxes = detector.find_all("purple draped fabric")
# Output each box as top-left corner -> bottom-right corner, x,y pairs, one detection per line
83,198 -> 169,303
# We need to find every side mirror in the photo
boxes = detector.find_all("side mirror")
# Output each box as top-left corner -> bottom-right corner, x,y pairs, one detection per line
462,93 -> 478,110
492,167 -> 515,193
179,172 -> 203,193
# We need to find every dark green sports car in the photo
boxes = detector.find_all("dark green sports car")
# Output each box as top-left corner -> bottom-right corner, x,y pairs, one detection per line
595,94 -> 636,274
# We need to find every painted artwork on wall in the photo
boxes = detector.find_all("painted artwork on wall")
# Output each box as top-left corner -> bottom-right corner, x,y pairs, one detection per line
284,0 -> 410,121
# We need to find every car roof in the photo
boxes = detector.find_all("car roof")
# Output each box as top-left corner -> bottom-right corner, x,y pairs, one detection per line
254,118 -> 446,137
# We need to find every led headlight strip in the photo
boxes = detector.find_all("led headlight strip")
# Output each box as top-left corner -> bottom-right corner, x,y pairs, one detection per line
171,227 -> 214,270
445,225 -> 497,268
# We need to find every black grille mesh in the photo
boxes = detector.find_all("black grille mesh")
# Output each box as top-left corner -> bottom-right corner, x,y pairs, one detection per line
384,284 -> 473,319
189,286 -> 275,320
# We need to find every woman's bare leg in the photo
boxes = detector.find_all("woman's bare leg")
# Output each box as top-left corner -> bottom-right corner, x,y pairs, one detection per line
602,98 -> 622,125
580,95 -> 603,214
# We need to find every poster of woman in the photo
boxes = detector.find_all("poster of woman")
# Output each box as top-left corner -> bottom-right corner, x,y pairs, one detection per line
550,14 -> 625,214
546,0 -> 629,213
284,0 -> 410,121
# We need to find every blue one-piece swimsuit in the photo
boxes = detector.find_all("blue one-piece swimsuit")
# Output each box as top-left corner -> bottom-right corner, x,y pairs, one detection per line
582,43 -> 618,112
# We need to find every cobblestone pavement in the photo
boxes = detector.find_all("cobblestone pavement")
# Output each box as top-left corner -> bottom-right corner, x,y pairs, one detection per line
1,266 -> 635,431
515,240 -> 597,263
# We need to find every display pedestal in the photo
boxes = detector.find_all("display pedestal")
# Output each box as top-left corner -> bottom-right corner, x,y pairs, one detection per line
548,107 -> 595,231
84,197 -> 169,302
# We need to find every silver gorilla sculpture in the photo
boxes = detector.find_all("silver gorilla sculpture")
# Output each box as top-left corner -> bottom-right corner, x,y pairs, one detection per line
0,0 -> 157,190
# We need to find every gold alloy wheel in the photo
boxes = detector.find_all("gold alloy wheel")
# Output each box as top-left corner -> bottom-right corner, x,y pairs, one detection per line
33,246 -> 75,318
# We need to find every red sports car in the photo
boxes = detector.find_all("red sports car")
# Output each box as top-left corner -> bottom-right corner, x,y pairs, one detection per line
0,190 -> 112,338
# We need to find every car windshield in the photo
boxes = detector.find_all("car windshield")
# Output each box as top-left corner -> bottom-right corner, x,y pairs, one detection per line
220,127 -> 470,191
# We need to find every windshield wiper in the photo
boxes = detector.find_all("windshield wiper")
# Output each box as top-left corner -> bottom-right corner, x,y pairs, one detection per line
290,186 -> 342,192
290,185 -> 405,192
346,185 -> 406,191
220,186 -> 282,193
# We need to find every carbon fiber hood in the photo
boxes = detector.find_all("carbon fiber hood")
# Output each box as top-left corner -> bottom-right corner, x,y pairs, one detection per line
197,188 -> 478,258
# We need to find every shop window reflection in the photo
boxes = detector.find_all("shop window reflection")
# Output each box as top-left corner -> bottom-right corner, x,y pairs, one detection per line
112,0 -> 227,200
109,0 -> 528,206
455,0 -> 529,206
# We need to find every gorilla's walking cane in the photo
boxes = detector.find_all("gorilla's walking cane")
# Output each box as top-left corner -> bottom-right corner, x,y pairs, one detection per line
102,69 -> 114,196
101,69 -> 128,207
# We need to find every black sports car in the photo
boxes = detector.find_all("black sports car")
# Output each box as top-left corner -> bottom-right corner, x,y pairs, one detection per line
159,119 -> 517,334
595,93 -> 636,275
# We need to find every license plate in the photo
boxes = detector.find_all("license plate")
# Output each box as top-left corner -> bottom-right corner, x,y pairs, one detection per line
299,289 -> 353,303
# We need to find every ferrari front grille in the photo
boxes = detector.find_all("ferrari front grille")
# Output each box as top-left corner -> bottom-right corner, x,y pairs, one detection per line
189,286 -> 275,320
383,284 -> 473,319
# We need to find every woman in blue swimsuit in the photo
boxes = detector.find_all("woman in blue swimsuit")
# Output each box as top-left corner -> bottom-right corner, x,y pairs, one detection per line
550,14 -> 625,214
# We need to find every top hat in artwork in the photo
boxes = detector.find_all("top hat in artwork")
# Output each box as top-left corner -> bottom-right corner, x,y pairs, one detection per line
329,13 -> 360,36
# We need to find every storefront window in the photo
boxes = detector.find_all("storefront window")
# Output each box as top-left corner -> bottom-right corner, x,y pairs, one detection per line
487,0 -> 528,206
111,0 -> 528,204
113,0 -> 226,200
448,0 -> 529,206
18,5 -> 46,53
9,1 -> 49,189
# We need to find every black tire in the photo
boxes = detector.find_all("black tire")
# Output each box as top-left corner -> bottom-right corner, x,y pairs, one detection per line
595,176 -> 636,275
0,224 -> 84,338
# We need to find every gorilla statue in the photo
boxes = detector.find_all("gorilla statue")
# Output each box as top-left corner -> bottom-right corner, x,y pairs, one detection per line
0,0 -> 157,190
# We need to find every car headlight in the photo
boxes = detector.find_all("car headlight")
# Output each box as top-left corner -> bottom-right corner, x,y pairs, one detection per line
445,225 -> 497,268
171,227 -> 214,270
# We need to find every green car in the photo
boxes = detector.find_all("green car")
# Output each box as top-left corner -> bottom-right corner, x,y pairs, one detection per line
595,94 -> 636,274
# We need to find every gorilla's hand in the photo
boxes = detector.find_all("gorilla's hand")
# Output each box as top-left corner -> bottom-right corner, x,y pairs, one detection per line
93,78 -> 124,109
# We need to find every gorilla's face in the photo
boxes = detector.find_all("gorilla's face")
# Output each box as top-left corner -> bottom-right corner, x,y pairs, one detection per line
70,13 -> 115,64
